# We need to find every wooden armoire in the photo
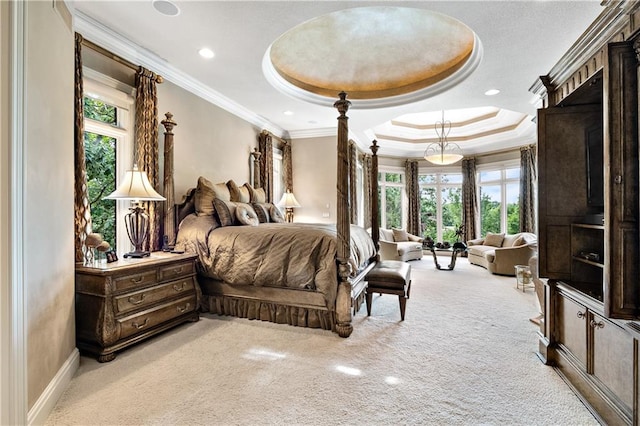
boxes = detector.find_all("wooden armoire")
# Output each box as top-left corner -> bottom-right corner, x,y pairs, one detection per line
531,2 -> 640,424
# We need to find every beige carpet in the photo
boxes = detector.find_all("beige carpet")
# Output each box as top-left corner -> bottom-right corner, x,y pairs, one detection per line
46,257 -> 597,425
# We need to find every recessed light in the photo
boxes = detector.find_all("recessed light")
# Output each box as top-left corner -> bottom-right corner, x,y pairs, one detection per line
283,110 -> 294,116
484,89 -> 500,96
198,48 -> 215,59
152,0 -> 180,17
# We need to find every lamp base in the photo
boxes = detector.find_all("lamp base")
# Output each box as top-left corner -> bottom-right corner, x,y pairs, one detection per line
123,250 -> 151,258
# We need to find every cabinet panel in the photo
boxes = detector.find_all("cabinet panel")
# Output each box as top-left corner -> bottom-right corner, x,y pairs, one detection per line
556,295 -> 588,367
590,312 -> 634,410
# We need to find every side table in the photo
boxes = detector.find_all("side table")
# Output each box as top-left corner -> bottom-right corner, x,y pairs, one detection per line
75,251 -> 200,362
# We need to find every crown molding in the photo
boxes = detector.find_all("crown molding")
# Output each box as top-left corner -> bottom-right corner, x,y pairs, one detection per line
73,10 -> 288,139
529,1 -> 638,97
287,127 -> 336,140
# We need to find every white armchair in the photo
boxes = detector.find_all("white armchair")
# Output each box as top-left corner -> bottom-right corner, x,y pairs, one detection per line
379,228 -> 424,262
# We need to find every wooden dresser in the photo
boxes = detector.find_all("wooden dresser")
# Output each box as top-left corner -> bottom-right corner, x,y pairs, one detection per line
75,252 -> 200,362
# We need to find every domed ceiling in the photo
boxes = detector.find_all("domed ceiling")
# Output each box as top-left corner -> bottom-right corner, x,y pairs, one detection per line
263,6 -> 483,108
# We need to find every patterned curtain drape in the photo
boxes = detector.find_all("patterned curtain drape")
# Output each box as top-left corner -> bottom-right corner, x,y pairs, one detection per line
74,33 -> 92,262
461,157 -> 478,242
362,154 -> 372,230
282,140 -> 293,193
520,145 -> 537,233
349,141 -> 358,224
258,131 -> 274,202
405,160 -> 420,236
135,66 -> 162,252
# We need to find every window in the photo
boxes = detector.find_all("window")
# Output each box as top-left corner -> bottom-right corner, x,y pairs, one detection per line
419,172 -> 462,242
83,76 -> 134,254
478,164 -> 520,235
273,147 -> 284,204
356,159 -> 364,227
378,170 -> 404,229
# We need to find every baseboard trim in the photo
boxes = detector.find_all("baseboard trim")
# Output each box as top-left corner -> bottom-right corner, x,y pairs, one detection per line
27,348 -> 79,426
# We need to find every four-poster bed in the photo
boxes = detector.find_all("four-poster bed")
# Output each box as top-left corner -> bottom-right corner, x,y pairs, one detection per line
164,92 -> 382,337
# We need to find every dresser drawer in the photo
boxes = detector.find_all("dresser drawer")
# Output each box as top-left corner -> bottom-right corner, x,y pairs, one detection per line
113,269 -> 157,292
117,294 -> 197,340
158,260 -> 195,281
113,277 -> 196,315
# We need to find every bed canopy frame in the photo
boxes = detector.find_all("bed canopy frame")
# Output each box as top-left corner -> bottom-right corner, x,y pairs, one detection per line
162,92 -> 381,337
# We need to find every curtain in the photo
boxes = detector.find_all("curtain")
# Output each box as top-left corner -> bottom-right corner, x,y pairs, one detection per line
520,145 -> 537,233
349,141 -> 358,224
283,140 -> 293,192
405,160 -> 420,236
74,33 -> 92,262
362,154 -> 372,229
258,131 -> 274,202
461,157 -> 478,242
135,66 -> 162,252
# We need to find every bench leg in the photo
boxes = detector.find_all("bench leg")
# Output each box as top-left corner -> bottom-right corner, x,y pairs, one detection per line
399,296 -> 406,321
366,291 -> 373,316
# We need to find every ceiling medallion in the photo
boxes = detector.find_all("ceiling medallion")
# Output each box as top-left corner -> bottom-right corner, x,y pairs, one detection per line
263,6 -> 482,109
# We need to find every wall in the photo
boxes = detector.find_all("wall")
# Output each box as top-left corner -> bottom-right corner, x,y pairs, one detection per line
156,80 -> 260,197
25,0 -> 75,410
291,135 -> 336,223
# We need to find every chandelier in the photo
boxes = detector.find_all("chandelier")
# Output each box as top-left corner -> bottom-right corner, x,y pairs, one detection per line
424,110 -> 463,165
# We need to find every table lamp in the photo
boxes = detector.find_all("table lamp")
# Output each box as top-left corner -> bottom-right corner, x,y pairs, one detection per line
277,190 -> 301,223
104,164 -> 165,258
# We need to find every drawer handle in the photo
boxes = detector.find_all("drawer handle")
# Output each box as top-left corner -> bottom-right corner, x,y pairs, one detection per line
177,303 -> 191,313
132,318 -> 149,330
128,294 -> 146,305
171,267 -> 184,275
576,311 -> 586,319
173,282 -> 186,292
130,276 -> 144,284
590,319 -> 605,329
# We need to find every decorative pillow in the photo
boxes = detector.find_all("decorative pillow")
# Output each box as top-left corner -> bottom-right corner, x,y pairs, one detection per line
484,232 -> 505,247
511,236 -> 525,247
269,204 -> 285,223
252,187 -> 267,203
252,202 -> 271,223
195,176 -> 231,216
235,203 -> 259,226
213,198 -> 237,227
392,228 -> 409,242
227,179 -> 251,203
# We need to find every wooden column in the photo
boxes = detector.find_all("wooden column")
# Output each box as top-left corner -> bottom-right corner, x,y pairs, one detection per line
161,112 -> 177,247
251,148 -> 262,189
370,140 -> 380,254
334,92 -> 353,338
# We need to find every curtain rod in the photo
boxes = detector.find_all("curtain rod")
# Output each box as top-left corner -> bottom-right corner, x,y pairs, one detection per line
79,34 -> 163,83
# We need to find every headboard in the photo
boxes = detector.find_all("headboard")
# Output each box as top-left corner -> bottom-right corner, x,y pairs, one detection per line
175,187 -> 196,235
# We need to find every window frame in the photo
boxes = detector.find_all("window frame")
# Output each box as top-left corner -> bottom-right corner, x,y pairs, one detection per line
378,166 -> 406,230
418,166 -> 463,242
83,73 -> 135,255
476,160 -> 520,234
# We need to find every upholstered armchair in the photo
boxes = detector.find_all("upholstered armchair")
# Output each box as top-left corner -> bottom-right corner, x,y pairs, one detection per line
379,228 -> 424,262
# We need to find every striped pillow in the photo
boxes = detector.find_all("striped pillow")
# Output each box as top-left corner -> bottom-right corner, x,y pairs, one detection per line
270,204 -> 285,223
213,198 -> 237,227
252,203 -> 271,223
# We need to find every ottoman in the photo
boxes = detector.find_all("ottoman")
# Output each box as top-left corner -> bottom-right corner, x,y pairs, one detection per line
365,260 -> 412,321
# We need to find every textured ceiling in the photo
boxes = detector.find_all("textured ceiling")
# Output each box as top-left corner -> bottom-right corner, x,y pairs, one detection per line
73,1 -> 604,158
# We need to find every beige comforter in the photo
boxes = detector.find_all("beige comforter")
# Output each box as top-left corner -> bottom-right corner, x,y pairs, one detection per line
175,214 -> 376,308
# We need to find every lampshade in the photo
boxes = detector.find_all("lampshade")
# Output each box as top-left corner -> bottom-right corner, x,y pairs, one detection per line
104,164 -> 165,201
424,110 -> 463,166
277,190 -> 301,209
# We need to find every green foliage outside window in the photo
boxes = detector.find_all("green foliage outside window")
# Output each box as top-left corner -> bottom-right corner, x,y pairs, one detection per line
441,187 -> 462,242
84,97 -> 118,250
385,186 -> 402,229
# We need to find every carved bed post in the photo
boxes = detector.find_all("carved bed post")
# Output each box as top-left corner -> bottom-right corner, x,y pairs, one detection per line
161,112 -> 177,247
334,91 -> 353,338
370,140 -> 380,254
251,148 -> 262,188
